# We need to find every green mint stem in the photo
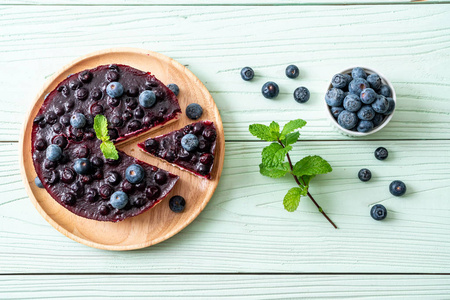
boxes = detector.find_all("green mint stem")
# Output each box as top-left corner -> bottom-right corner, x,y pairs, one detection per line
278,139 -> 338,229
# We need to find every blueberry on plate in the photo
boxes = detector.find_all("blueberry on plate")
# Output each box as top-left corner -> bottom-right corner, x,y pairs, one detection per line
186,103 -> 203,120
73,158 -> 91,175
169,195 -> 186,213
383,97 -> 395,115
110,191 -> 129,209
349,78 -> 370,96
357,105 -> 375,121
167,83 -> 179,96
325,88 -> 345,107
372,95 -> 389,114
358,168 -> 372,182
374,147 -> 388,160
343,94 -> 362,112
35,176 -> 44,188
351,67 -> 367,79
293,86 -> 310,103
357,120 -> 374,133
285,65 -> 299,79
390,180 -> 406,196
372,113 -> 384,127
139,90 -> 156,108
181,134 -> 199,152
261,81 -> 279,99
371,204 -> 387,221
330,106 -> 344,118
70,112 -> 86,129
46,144 -> 62,161
125,164 -> 145,184
360,88 -> 377,104
331,73 -> 347,89
367,73 -> 381,90
379,84 -> 391,97
337,110 -> 358,130
240,67 -> 254,81
106,81 -> 124,98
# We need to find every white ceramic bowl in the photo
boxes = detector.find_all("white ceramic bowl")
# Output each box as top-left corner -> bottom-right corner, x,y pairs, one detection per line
325,67 -> 396,137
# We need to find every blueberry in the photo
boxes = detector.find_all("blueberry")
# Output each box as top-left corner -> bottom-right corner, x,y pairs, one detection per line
186,103 -> 203,120
343,94 -> 362,112
389,180 -> 406,196
370,204 -> 387,221
106,171 -> 121,186
167,83 -> 180,96
293,87 -> 310,103
358,168 -> 372,182
46,144 -> 62,161
383,97 -> 395,115
261,81 -> 279,99
349,78 -> 370,96
337,110 -> 358,130
125,164 -> 145,184
330,106 -> 344,118
144,139 -> 158,151
91,88 -> 103,101
372,95 -> 389,114
367,73 -> 381,90
372,113 -> 384,127
325,88 -> 345,107
75,88 -> 89,101
139,90 -> 156,108
357,120 -> 374,133
70,112 -> 86,129
360,88 -> 377,104
285,65 -> 299,79
379,84 -> 391,97
331,74 -> 347,89
169,195 -> 186,213
106,82 -> 124,98
343,74 -> 352,85
357,105 -> 375,121
110,191 -> 128,209
154,171 -> 167,184
240,67 -> 254,81
73,158 -> 91,175
34,176 -> 44,188
374,147 -> 388,160
351,67 -> 367,79
78,71 -> 92,83
181,134 -> 199,152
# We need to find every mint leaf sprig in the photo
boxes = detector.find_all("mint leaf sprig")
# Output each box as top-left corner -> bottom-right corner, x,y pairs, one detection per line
94,114 -> 119,160
249,119 -> 337,229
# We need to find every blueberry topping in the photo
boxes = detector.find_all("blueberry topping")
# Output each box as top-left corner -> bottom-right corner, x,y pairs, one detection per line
110,191 -> 128,209
106,82 -> 124,98
164,150 -> 176,162
349,78 -> 370,96
127,120 -> 142,132
98,205 -> 110,216
360,88 -> 377,104
70,112 -> 86,129
90,156 -> 104,168
46,144 -> 62,161
73,158 -> 91,175
199,153 -> 214,165
78,71 -> 92,83
90,103 -> 103,115
125,164 -> 145,184
86,188 -> 98,203
285,65 -> 299,79
122,110 -> 132,121
325,88 -> 345,107
154,171 -> 167,185
62,193 -> 76,206
357,105 -> 375,121
331,74 -> 347,89
60,115 -> 71,126
69,80 -> 82,90
379,84 -> 391,97
358,168 -> 372,182
351,67 -> 367,79
34,176 -> 44,188
139,90 -> 156,108
111,115 -> 123,127
357,120 -> 374,133
167,83 -> 180,96
198,164 -> 209,175
145,186 -> 161,199
35,139 -> 47,151
57,85 -> 70,97
33,115 -> 44,124
106,70 -> 120,82
367,73 -> 381,90
54,105 -> 65,116
186,103 -> 203,120
75,88 -> 89,101
144,139 -> 158,151
44,159 -> 57,170
370,204 -> 387,221
261,81 -> 279,99
106,171 -> 121,186
125,97 -> 138,110
121,181 -> 135,193
390,180 -> 406,196
126,86 -> 139,97
337,110 -> 358,130
75,145 -> 89,158
81,175 -> 93,184
343,94 -> 362,112
240,67 -> 254,81
374,147 -> 388,160
181,134 -> 199,152
108,128 -> 119,140
45,111 -> 58,125
61,167 -> 76,184
93,169 -> 103,180
293,87 -> 310,103
383,97 -> 395,115
134,107 -> 144,119
99,184 -> 114,199
169,195 -> 185,213
132,197 -> 147,208
107,97 -> 121,107
372,95 -> 389,114
52,123 -> 63,133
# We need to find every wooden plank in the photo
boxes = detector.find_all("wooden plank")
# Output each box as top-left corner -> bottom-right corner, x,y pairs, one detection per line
0,5 -> 449,141
1,274 -> 450,299
2,140 -> 450,273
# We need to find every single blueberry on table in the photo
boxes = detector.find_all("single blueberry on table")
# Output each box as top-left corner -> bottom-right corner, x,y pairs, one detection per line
379,84 -> 391,97
181,133 -> 199,152
125,164 -> 145,184
106,81 -> 124,98
349,78 -> 370,96
110,191 -> 129,209
343,94 -> 362,112
167,83 -> 180,96
35,176 -> 44,188
372,95 -> 389,114
293,86 -> 310,103
46,144 -> 62,161
374,147 -> 388,160
357,120 -> 374,133
358,168 -> 372,182
139,90 -> 156,108
360,88 -> 377,104
351,67 -> 367,79
367,73 -> 382,90
357,105 -> 375,121
383,97 -> 395,115
261,81 -> 279,99
372,113 -> 384,127
285,65 -> 299,79
330,106 -> 344,118
186,103 -> 203,120
240,67 -> 254,81
169,195 -> 186,213
325,87 -> 345,107
70,112 -> 86,129
371,204 -> 387,221
337,110 -> 358,130
331,73 -> 347,89
73,158 -> 91,175
390,180 -> 406,196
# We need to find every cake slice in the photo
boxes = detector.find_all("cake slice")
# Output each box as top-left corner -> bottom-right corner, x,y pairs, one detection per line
138,121 -> 217,179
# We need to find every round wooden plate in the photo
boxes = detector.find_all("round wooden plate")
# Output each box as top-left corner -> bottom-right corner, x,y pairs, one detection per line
19,48 -> 225,251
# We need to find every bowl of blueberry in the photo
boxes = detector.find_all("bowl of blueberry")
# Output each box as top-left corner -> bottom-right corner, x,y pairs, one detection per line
325,67 -> 396,137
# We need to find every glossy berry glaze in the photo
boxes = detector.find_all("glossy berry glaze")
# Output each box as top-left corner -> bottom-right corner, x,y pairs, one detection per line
31,64 -> 181,222
138,121 -> 216,179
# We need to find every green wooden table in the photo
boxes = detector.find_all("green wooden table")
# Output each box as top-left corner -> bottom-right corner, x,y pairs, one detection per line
1,1 -> 450,298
